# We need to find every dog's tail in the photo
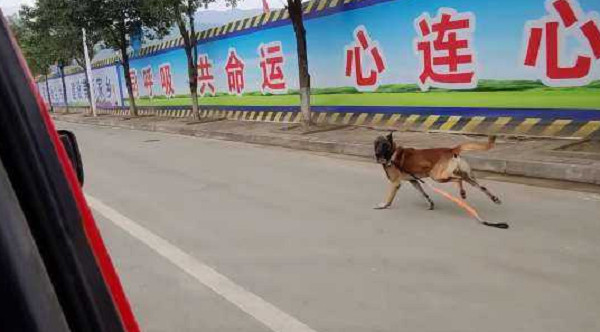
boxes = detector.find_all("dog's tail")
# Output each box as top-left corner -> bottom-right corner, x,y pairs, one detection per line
454,136 -> 496,153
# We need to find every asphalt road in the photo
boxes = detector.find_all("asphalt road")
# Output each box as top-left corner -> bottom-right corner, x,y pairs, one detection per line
58,121 -> 600,332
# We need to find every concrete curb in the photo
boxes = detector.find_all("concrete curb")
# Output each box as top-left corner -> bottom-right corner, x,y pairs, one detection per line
464,156 -> 600,185
53,115 -> 600,185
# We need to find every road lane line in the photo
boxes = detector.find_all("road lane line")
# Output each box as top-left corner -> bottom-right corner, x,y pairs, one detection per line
86,194 -> 318,332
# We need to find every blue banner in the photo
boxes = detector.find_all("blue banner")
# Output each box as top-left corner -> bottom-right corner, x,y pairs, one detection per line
43,0 -> 600,115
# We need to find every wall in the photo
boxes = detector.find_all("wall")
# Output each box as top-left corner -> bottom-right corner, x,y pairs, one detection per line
38,0 -> 600,130
38,65 -> 123,107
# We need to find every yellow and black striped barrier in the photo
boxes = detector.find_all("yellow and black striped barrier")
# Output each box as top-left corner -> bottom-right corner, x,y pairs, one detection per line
84,107 -> 600,139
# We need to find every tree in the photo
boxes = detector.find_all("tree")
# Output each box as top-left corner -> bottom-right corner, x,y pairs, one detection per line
13,0 -> 102,112
286,0 -> 312,128
15,4 -> 72,112
36,0 -> 75,113
64,0 -> 103,69
90,0 -> 171,116
150,0 -> 239,120
61,0 -> 104,110
8,14 -> 54,110
10,10 -> 51,77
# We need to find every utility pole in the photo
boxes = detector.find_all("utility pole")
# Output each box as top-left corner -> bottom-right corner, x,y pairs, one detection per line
82,28 -> 97,117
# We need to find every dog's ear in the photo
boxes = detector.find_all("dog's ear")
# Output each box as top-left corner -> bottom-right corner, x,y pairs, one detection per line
386,131 -> 394,143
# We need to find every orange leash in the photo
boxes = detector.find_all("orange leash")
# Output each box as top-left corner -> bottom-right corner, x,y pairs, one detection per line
421,180 -> 509,229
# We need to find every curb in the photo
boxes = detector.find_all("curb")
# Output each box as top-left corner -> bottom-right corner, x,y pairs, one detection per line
53,115 -> 600,185
57,106 -> 600,140
464,156 -> 600,185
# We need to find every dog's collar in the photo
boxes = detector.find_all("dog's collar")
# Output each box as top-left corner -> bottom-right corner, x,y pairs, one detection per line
386,149 -> 398,167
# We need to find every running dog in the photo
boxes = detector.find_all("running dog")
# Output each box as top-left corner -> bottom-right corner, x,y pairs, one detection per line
373,132 -> 500,210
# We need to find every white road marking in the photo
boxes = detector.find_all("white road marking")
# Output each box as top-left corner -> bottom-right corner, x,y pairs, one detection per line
86,194 -> 318,332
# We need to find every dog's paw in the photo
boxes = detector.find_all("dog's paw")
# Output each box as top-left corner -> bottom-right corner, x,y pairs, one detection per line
460,190 -> 467,199
492,196 -> 502,205
374,203 -> 390,210
427,203 -> 435,211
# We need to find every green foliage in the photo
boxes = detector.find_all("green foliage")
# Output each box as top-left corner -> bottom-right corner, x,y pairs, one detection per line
470,79 -> 545,92
243,91 -> 271,96
89,0 -> 162,52
289,86 -> 360,95
62,0 -> 103,66
7,15 -> 42,75
10,0 -> 103,76
12,5 -> 61,76
376,80 -> 549,93
375,84 -> 421,93
12,0 -> 241,77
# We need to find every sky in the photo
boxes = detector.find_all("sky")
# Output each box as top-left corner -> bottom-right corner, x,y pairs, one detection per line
1,0 -> 278,16
0,0 -> 33,16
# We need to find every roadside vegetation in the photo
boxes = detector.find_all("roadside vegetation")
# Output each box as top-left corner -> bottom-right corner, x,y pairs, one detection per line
132,80 -> 600,109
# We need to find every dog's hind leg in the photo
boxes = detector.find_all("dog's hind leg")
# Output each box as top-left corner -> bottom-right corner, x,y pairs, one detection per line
410,180 -> 435,210
374,182 -> 401,209
458,180 -> 466,199
461,173 -> 501,204
452,157 -> 468,199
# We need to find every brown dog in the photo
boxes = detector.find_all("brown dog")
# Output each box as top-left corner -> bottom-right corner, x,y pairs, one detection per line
374,132 -> 500,210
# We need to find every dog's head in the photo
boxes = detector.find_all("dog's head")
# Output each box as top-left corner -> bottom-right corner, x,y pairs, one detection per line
374,132 -> 396,165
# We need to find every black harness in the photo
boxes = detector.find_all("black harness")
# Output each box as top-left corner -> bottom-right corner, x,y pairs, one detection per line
386,148 -> 424,184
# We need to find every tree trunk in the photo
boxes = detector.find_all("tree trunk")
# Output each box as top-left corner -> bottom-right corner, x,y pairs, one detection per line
288,0 -> 312,128
185,49 -> 200,120
120,41 -> 138,117
185,42 -> 199,119
44,74 -> 54,113
191,89 -> 199,118
178,15 -> 199,120
59,65 -> 69,114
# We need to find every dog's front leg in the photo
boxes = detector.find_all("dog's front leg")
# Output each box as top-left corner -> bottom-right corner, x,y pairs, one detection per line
374,182 -> 401,209
410,180 -> 435,210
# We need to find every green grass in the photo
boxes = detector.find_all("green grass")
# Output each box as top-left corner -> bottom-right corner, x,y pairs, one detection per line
132,89 -> 600,109
374,80 -> 549,93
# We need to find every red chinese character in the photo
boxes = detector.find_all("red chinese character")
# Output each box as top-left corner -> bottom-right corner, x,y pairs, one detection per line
197,54 -> 216,97
345,25 -> 386,90
129,69 -> 139,98
224,48 -> 245,95
142,66 -> 154,98
258,41 -> 287,93
159,63 -> 175,98
524,0 -> 600,86
414,8 -> 477,91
